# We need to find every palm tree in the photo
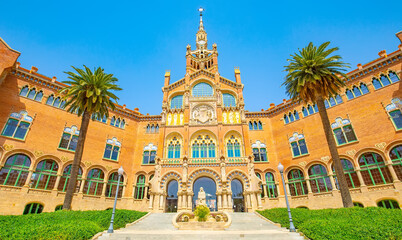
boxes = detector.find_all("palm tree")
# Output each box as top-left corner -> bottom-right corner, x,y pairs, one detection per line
60,66 -> 122,210
283,42 -> 353,208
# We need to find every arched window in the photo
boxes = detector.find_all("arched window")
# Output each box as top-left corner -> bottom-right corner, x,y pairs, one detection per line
389,145 -> 402,181
143,144 -> 157,164
83,168 -> 104,196
252,141 -> 267,162
53,97 -> 61,108
331,117 -> 357,145
346,83 -> 369,100
146,124 -> 150,133
388,71 -> 400,83
258,121 -> 263,130
134,175 -> 146,199
120,120 -> 125,129
19,86 -> 29,97
34,91 -> 43,102
227,136 -> 241,158
167,137 -> 181,159
325,95 -> 343,108
155,124 -> 159,133
103,138 -> 121,161
254,121 -> 258,130
284,111 -> 299,123
27,88 -> 36,99
288,169 -> 308,196
58,164 -> 82,192
332,159 -> 360,189
105,172 -> 124,198
32,160 -> 59,190
23,203 -> 43,215
1,110 -> 33,140
377,199 -> 400,209
265,172 -> 278,198
0,154 -> 31,187
359,152 -> 393,186
308,164 -> 332,193
289,112 -> 294,122
46,95 -> 55,105
302,107 -> 308,117
192,135 -> 216,158
192,82 -> 213,97
58,126 -> 79,151
284,114 -> 289,124
110,116 -> 116,126
380,75 -> 391,87
248,122 -> 253,130
223,93 -> 236,107
170,95 -> 183,109
115,118 -> 121,128
372,78 -> 382,90
385,98 -> 402,130
353,202 -> 364,208
289,133 -> 308,157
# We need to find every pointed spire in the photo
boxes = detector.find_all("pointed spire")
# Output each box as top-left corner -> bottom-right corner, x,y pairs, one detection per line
198,7 -> 205,31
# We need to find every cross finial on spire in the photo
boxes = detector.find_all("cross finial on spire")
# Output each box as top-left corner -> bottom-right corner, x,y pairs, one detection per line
198,7 -> 204,16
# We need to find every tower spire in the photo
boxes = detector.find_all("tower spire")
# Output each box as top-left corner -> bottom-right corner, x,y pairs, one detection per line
198,7 -> 204,31
196,7 -> 207,50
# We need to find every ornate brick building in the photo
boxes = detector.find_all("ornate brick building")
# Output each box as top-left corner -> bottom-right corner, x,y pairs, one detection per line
0,14 -> 401,215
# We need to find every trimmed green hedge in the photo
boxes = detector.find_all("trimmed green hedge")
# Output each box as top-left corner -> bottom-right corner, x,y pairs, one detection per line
0,209 -> 147,240
258,207 -> 402,240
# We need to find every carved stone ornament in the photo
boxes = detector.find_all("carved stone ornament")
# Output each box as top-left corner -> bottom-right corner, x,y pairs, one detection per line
346,150 -> 356,156
2,144 -> 14,151
321,156 -> 330,162
191,104 -> 216,124
61,156 -> 69,162
375,142 -> 386,150
299,161 -> 307,167
106,166 -> 112,171
84,161 -> 92,167
34,150 -> 43,157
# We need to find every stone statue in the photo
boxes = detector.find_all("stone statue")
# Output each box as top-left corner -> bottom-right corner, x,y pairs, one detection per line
197,187 -> 206,206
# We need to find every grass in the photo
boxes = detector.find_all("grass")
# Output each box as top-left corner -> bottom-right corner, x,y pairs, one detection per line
0,209 -> 147,240
257,207 -> 402,240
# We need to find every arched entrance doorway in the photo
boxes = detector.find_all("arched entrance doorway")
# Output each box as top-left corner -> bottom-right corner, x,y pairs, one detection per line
231,179 -> 245,212
165,180 -> 178,212
192,177 -> 217,211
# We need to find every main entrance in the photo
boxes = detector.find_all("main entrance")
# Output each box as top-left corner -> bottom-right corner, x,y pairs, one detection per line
165,180 -> 178,212
192,177 -> 217,211
231,179 -> 245,212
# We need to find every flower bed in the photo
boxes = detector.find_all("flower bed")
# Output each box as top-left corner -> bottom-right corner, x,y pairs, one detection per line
0,209 -> 147,240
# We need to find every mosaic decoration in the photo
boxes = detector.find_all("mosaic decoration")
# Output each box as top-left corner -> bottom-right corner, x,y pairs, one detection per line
222,110 -> 241,124
106,137 -> 122,147
10,110 -> 33,122
289,132 -> 305,142
167,112 -> 184,126
385,98 -> 401,112
331,118 -> 351,129
187,168 -> 222,190
160,172 -> 182,190
226,170 -> 250,189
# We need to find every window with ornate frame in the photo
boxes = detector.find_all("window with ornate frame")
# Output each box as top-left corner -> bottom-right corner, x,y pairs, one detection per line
385,98 -> 402,130
23,203 -> 43,214
227,135 -> 241,158
324,95 -> 343,108
110,116 -> 125,129
289,133 -> 308,157
146,124 -> 159,133
252,140 -> 267,162
302,104 -> 318,117
345,83 -> 369,100
31,159 -> 59,190
265,172 -> 278,198
92,113 -> 108,124
308,164 -> 332,193
143,144 -> 157,164
331,117 -> 358,145
284,110 -> 300,124
287,169 -> 308,196
105,172 -> 124,198
222,93 -> 236,107
45,94 -> 66,109
1,110 -> 33,140
167,137 -> 181,159
192,82 -> 213,97
170,95 -> 183,109
358,152 -> 393,186
0,154 -> 31,187
377,199 -> 400,209
192,135 -> 216,158
389,145 -> 402,181
248,121 -> 263,130
57,164 -> 83,192
58,126 -> 79,151
372,71 -> 400,90
134,175 -> 146,199
83,168 -> 104,196
20,86 -> 43,102
332,159 -> 360,189
103,137 -> 121,161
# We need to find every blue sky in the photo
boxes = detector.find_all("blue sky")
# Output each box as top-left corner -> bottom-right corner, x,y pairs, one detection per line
1,0 -> 401,115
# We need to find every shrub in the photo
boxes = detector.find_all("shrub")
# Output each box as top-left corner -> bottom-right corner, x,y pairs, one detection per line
194,205 -> 210,222
0,209 -> 147,240
257,207 -> 402,240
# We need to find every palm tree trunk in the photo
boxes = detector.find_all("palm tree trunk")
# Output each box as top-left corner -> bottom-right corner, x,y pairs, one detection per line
63,109 -> 91,210
316,96 -> 354,208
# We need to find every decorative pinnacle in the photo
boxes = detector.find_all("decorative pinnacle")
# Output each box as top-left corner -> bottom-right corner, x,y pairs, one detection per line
198,7 -> 204,16
198,7 -> 204,30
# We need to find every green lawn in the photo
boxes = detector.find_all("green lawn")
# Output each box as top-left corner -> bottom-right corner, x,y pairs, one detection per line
0,209 -> 147,240
258,207 -> 402,240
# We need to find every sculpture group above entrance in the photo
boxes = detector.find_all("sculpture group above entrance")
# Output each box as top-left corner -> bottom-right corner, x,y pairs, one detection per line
191,104 -> 216,125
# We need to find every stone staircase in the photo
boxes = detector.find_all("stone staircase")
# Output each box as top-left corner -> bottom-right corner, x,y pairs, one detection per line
97,212 -> 305,240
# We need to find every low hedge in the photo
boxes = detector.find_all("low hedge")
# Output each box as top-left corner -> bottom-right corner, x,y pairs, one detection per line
257,207 -> 402,240
0,209 -> 147,240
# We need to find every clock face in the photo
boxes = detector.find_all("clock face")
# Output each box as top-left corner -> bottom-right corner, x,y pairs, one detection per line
198,40 -> 206,45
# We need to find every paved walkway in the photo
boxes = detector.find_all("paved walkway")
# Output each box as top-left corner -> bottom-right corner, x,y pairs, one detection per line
98,212 -> 304,240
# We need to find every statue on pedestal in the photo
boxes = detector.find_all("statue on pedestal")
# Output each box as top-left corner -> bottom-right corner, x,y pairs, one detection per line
197,187 -> 206,206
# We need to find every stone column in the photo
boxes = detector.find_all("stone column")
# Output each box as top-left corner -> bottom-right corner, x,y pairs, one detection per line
149,194 -> 154,209
387,163 -> 400,183
356,169 -> 366,187
306,178 -> 313,193
329,174 -> 337,190
24,170 -> 34,187
250,192 -> 257,210
217,194 -> 222,209
144,186 -> 149,199
285,182 -> 292,197
182,193 -> 187,209
276,183 -> 281,196
262,184 -> 268,198
257,193 -> 262,209
187,195 -> 192,209
227,193 -> 233,209
246,194 -> 252,209
101,180 -> 108,196
53,174 -> 62,191
223,193 -> 228,209
159,194 -> 164,209
178,194 -> 182,210
79,178 -> 86,193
